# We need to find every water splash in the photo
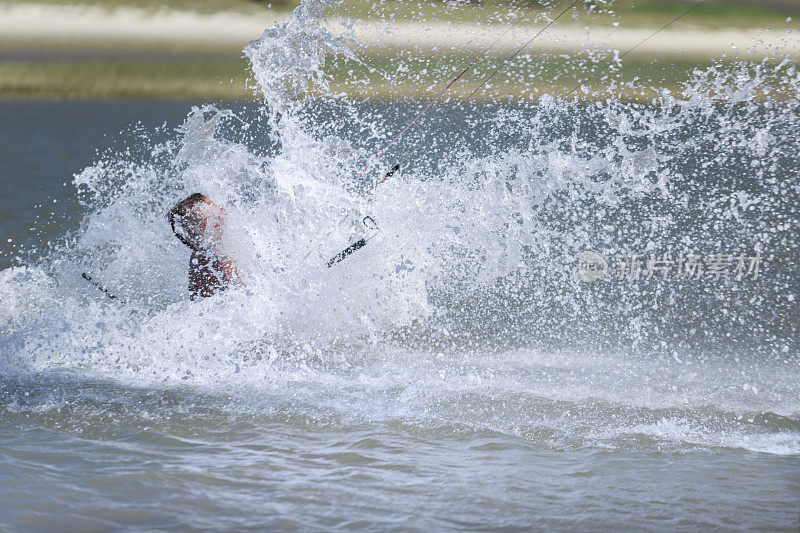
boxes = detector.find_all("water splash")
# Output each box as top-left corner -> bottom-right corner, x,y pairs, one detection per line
1,0 -> 798,455
245,0 -> 357,114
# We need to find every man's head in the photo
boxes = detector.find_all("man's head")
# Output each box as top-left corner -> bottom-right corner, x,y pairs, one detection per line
168,193 -> 225,251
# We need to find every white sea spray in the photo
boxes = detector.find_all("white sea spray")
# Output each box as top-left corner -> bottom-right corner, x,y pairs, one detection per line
1,0 -> 798,455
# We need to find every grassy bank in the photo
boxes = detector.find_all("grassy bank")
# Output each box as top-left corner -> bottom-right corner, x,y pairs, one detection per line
0,54 -> 735,102
1,0 -> 796,102
0,59 -> 250,100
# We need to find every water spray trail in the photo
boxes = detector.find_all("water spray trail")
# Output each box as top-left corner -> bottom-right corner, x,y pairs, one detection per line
462,0 -> 582,102
319,0 -> 702,265
304,1 -> 576,261
399,0 -> 715,168
356,0 -> 577,188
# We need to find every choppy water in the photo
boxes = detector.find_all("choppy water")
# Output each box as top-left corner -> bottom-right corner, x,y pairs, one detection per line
2,1 -> 800,530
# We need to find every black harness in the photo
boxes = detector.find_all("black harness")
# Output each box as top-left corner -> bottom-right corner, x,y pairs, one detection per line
168,211 -> 198,250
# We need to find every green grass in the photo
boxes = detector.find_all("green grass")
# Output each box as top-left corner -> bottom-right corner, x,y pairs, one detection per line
587,1 -> 799,29
622,0 -> 799,18
326,0 -> 799,30
327,54 -> 712,101
2,0 -> 795,101
0,54 -> 749,102
0,60 -> 252,99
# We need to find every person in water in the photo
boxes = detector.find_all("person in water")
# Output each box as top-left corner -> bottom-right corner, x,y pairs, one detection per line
168,193 -> 242,300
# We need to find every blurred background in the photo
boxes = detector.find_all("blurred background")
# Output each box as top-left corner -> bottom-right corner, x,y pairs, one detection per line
1,0 -> 799,101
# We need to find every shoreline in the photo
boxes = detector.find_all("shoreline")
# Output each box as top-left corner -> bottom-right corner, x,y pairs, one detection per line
1,3 -> 798,102
3,3 -> 798,58
0,58 -> 792,104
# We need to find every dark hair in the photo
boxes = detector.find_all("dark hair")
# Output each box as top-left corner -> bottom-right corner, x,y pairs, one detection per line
168,193 -> 208,217
168,193 -> 209,249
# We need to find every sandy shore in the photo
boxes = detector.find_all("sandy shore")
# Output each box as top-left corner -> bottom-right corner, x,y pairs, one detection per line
1,3 -> 798,58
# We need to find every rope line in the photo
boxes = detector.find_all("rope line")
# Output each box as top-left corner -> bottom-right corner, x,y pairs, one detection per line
312,1 -> 581,264
321,0 -> 714,266
464,0 -> 582,102
400,0 -> 714,169
358,1 -> 570,187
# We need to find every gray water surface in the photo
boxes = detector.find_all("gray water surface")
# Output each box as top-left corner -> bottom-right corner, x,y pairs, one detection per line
1,372 -> 797,531
0,100 -> 195,268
